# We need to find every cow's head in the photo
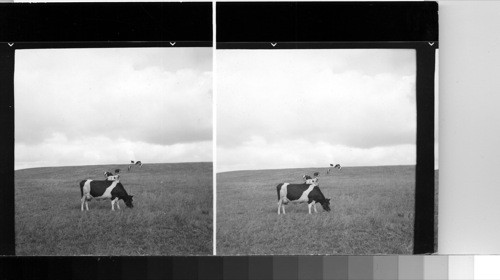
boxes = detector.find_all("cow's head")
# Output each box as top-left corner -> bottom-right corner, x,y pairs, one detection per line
104,171 -> 113,177
321,198 -> 331,212
124,195 -> 134,208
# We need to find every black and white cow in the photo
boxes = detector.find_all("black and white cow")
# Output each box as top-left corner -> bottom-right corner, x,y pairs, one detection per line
276,183 -> 330,214
330,163 -> 342,170
79,179 -> 134,211
327,164 -> 342,174
302,174 -> 316,184
104,171 -> 119,181
135,161 -> 142,167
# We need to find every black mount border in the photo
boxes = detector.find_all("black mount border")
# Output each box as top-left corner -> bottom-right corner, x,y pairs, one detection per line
0,1 -> 437,277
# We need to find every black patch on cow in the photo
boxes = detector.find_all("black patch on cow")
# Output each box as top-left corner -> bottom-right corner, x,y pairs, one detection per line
88,180 -> 114,197
86,180 -> 127,199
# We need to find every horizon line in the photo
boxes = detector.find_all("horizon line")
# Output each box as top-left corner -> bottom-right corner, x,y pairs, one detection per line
216,164 -> 431,174
14,161 -> 213,171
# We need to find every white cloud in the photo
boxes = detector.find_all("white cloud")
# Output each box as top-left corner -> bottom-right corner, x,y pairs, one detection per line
217,49 -> 416,172
15,48 -> 212,169
217,136 -> 415,172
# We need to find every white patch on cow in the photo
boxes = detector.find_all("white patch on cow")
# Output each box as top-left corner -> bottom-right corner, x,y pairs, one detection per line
280,183 -> 289,204
278,183 -> 290,214
96,180 -> 120,200
297,184 -> 316,203
83,180 -> 92,200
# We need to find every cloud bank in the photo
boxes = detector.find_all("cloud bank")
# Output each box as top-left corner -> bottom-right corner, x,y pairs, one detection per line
15,48 -> 212,170
217,49 -> 416,172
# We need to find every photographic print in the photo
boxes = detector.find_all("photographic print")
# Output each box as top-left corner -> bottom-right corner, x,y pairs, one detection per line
216,48 -> 438,255
14,47 -> 213,255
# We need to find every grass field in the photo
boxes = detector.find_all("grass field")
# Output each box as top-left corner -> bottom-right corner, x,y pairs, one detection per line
217,165 -> 438,255
15,162 -> 212,256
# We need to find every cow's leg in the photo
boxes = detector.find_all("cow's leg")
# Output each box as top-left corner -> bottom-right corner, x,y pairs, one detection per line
85,200 -> 89,211
308,203 -> 313,214
277,198 -> 282,214
81,196 -> 85,211
115,198 -> 121,210
111,199 -> 115,211
313,202 -> 318,213
282,204 -> 286,214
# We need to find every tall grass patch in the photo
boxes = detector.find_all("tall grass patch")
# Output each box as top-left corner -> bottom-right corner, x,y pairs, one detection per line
15,162 -> 212,255
217,165 -> 422,255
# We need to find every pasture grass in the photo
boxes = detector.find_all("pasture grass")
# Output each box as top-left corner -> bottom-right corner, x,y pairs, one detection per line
217,165 -> 438,255
15,162 -> 212,256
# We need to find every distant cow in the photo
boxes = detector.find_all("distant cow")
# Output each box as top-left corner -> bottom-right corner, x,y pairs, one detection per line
330,163 -> 341,170
276,183 -> 330,214
302,173 -> 319,185
79,179 -> 133,211
135,161 -> 142,167
327,164 -> 342,174
131,160 -> 135,164
104,171 -> 119,181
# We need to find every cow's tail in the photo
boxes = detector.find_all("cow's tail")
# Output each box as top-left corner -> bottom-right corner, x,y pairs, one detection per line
79,180 -> 86,197
276,184 -> 282,201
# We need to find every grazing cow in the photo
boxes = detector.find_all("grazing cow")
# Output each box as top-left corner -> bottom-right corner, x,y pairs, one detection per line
276,183 -> 330,214
79,179 -> 133,211
135,161 -> 142,167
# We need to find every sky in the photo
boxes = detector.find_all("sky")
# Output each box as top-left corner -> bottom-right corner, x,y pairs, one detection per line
15,47 -> 212,170
217,49 -> 417,172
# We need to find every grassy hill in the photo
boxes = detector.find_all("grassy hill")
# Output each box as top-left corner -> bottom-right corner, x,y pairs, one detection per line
217,165 -> 437,255
15,162 -> 212,256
